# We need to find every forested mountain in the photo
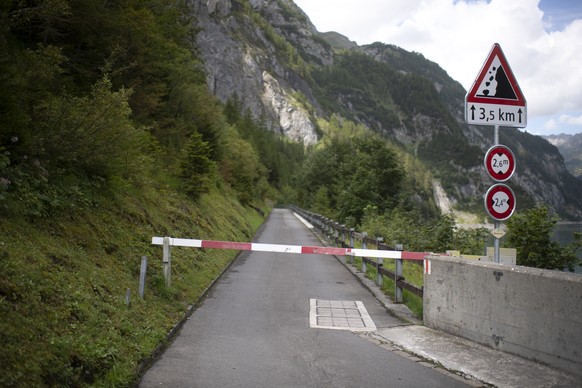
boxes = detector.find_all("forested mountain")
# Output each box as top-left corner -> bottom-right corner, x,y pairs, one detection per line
192,0 -> 582,220
545,133 -> 582,180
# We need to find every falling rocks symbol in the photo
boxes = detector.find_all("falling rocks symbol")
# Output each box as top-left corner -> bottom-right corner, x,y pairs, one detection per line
478,65 -> 517,100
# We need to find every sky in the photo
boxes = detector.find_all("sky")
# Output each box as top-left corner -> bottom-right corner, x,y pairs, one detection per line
293,0 -> 582,136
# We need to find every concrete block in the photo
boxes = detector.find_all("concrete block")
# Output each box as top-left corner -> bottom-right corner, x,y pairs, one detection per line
423,255 -> 582,377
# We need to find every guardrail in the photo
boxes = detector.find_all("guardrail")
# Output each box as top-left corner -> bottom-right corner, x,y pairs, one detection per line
291,206 -> 425,301
150,206 -> 429,302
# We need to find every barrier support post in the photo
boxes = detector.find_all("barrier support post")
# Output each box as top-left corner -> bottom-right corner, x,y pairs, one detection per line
361,233 -> 368,274
349,229 -> 355,265
376,237 -> 384,287
163,237 -> 171,287
395,244 -> 404,303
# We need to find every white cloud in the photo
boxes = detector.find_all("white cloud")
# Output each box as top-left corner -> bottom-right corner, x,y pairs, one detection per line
543,118 -> 558,131
559,114 -> 582,126
294,0 -> 582,135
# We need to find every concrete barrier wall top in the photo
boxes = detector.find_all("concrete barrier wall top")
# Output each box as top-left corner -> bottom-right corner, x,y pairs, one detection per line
423,255 -> 582,376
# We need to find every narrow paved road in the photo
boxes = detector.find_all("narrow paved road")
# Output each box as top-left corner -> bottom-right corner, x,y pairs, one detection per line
140,209 -> 470,387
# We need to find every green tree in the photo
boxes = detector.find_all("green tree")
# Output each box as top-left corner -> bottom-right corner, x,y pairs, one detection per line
506,205 -> 581,271
220,128 -> 267,204
300,134 -> 405,225
180,130 -> 214,200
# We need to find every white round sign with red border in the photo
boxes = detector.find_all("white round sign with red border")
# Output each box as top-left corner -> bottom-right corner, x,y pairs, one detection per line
484,145 -> 515,182
484,183 -> 516,221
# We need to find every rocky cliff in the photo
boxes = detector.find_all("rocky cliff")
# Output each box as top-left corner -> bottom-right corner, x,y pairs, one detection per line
192,0 -> 324,145
190,0 -> 582,220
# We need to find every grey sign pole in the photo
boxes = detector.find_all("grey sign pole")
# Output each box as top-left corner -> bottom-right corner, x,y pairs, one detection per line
494,125 -> 500,264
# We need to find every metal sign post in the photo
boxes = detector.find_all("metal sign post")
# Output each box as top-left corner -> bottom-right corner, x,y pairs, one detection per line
466,43 -> 526,263
494,125 -> 500,263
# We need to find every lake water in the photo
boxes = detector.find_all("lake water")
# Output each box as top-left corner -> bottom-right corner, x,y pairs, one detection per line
485,222 -> 582,274
553,222 -> 582,274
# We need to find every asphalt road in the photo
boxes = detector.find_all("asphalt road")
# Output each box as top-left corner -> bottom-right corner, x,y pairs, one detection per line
140,209 -> 471,387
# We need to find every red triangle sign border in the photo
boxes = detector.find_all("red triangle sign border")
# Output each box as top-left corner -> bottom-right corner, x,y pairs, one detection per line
466,43 -> 526,107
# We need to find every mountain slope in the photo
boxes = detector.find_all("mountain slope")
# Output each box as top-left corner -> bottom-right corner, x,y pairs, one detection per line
191,0 -> 582,220
545,133 -> 582,180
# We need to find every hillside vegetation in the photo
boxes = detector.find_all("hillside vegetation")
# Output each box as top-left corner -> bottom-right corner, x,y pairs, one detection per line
0,0 -> 291,385
0,188 -> 265,386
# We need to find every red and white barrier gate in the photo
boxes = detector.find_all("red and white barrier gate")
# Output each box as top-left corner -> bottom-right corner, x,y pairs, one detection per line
151,237 -> 430,261
151,236 -> 434,288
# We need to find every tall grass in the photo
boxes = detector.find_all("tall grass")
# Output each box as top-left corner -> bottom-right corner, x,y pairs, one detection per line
0,185 -> 266,386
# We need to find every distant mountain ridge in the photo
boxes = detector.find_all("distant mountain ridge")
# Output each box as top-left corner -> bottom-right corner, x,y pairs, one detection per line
544,133 -> 582,180
190,0 -> 582,220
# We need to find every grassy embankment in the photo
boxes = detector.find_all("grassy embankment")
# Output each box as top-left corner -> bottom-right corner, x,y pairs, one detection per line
349,256 -> 424,319
0,186 -> 267,387
334,234 -> 424,319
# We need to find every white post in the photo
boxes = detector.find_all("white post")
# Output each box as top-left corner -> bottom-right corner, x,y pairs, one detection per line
163,237 -> 171,287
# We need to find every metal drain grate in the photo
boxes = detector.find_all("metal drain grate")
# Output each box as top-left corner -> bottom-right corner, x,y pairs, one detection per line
309,299 -> 377,332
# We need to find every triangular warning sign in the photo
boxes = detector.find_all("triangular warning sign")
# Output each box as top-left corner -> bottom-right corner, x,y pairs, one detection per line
466,43 -> 526,107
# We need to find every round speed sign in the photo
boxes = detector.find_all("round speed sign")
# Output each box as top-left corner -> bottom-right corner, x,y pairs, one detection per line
484,184 -> 516,221
484,145 -> 515,182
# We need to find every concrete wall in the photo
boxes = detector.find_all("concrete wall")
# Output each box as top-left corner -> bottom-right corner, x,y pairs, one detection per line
423,255 -> 582,377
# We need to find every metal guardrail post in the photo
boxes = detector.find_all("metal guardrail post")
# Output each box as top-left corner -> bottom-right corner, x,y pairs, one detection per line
163,237 -> 171,287
376,238 -> 383,287
362,233 -> 367,274
339,224 -> 346,264
377,258 -> 383,287
395,244 -> 404,303
349,228 -> 355,265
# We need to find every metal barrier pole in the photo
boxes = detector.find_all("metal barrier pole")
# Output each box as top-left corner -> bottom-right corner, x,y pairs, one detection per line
361,233 -> 367,274
163,237 -> 171,287
376,238 -> 383,287
349,229 -> 355,265
377,258 -> 383,287
337,223 -> 345,264
395,244 -> 403,303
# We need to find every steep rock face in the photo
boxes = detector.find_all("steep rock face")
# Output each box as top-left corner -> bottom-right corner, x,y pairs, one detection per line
261,71 -> 317,144
191,0 -> 323,145
191,1 -> 582,220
